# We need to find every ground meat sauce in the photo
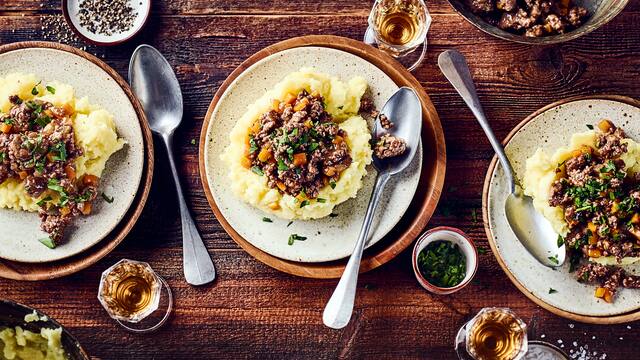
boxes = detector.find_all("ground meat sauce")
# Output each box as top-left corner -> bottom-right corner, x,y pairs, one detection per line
374,133 -> 407,159
0,95 -> 99,247
549,120 -> 640,302
245,90 -> 352,200
466,0 -> 589,37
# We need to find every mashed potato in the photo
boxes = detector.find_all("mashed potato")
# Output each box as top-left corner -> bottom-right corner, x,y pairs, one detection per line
524,130 -> 640,264
0,73 -> 125,212
0,312 -> 66,360
221,68 -> 373,219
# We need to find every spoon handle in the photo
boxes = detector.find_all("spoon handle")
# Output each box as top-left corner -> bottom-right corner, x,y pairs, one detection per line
323,172 -> 390,329
161,134 -> 216,285
438,50 -> 516,193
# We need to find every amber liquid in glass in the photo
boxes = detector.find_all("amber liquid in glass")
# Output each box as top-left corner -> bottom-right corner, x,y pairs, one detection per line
100,261 -> 160,321
467,310 -> 526,360
111,275 -> 154,315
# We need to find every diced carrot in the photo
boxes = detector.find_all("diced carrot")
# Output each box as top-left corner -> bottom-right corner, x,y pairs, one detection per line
18,171 -> 28,179
310,90 -> 320,98
60,206 -> 71,216
631,213 -> 640,224
268,202 -> 280,210
272,99 -> 281,112
588,248 -> 602,258
292,153 -> 307,166
276,181 -> 286,192
293,98 -> 309,111
587,222 -> 597,233
284,93 -> 296,105
64,165 -> 76,179
250,121 -> 261,134
258,148 -> 272,162
598,119 -> 614,133
62,104 -> 74,116
324,167 -> 336,177
82,174 -> 99,187
80,202 -> 92,215
332,136 -> 344,145
240,157 -> 252,169
0,123 -> 12,134
595,287 -> 606,298
304,120 -> 313,128
611,201 -> 620,213
604,290 -> 613,303
46,152 -> 56,163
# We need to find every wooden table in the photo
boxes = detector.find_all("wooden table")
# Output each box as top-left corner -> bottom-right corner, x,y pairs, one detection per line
1,1 -> 639,358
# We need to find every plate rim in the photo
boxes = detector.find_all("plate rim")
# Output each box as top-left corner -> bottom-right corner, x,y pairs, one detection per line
482,94 -> 640,324
0,41 -> 154,280
198,35 -> 446,278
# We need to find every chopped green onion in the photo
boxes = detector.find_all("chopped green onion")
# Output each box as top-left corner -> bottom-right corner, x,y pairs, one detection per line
251,166 -> 264,176
46,85 -> 56,94
287,233 -> 307,245
38,237 -> 56,249
101,193 -> 114,203
262,217 -> 272,223
31,81 -> 41,95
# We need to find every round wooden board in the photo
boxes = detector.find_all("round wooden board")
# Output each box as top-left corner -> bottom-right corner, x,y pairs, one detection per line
0,41 -> 154,281
199,35 -> 446,278
482,94 -> 640,324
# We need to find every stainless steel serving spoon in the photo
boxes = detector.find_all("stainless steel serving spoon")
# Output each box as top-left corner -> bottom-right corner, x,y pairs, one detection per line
323,87 -> 422,329
129,44 -> 216,285
438,49 -> 565,267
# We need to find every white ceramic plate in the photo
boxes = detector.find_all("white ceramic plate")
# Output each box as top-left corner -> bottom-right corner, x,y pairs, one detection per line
486,97 -> 640,317
204,46 -> 422,263
0,48 -> 144,263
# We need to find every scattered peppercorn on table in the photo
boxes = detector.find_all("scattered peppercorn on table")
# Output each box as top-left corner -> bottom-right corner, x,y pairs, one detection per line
1,0 -> 640,358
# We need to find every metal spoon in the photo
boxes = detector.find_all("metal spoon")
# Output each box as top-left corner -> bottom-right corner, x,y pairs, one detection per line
129,44 -> 216,285
438,49 -> 564,267
323,87 -> 422,329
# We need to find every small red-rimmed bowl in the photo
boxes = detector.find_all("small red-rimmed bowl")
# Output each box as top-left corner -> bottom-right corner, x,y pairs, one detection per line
412,226 -> 478,295
62,0 -> 151,46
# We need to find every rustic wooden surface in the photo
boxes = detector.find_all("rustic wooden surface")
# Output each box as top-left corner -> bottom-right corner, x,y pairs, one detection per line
1,1 -> 639,359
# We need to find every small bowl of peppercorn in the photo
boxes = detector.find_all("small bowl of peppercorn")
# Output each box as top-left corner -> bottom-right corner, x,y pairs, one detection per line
62,0 -> 151,46
412,226 -> 478,295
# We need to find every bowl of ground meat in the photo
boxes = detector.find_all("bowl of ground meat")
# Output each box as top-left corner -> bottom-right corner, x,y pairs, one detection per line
447,0 -> 628,44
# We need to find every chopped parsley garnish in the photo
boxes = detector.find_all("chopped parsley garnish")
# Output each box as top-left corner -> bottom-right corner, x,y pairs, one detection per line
330,181 -> 336,189
51,142 -> 67,161
47,178 -> 65,194
417,240 -> 466,288
277,159 -> 288,171
262,217 -> 272,223
31,81 -> 41,95
299,200 -> 309,208
548,255 -> 559,265
286,221 -> 293,227
101,193 -> 114,203
34,115 -> 51,127
586,124 -> 594,130
0,152 -> 4,162
38,237 -> 56,249
316,198 -> 326,203
287,233 -> 307,245
248,135 -> 258,154
36,196 -> 52,207
548,288 -> 558,294
308,142 -> 319,152
3,118 -> 13,125
251,166 -> 264,176
557,235 -> 565,248
46,85 -> 56,94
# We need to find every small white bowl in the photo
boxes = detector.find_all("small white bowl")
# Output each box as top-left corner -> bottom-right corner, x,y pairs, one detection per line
62,0 -> 151,46
412,226 -> 478,295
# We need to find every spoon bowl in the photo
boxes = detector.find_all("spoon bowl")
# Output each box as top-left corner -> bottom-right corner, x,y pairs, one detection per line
438,49 -> 564,268
323,87 -> 422,329
129,45 -> 183,136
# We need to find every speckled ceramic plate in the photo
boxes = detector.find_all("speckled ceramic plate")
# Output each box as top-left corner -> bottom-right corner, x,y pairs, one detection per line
203,46 -> 422,263
484,96 -> 640,320
0,47 -> 144,263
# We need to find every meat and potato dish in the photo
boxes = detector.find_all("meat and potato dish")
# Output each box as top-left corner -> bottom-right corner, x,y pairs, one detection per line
466,0 -> 589,37
525,120 -> 640,303
246,90 -> 353,200
0,73 -> 125,248
221,69 -> 373,220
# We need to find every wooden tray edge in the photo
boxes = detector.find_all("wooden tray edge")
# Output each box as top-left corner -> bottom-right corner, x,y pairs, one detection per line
198,35 -> 446,278
0,41 -> 154,281
481,94 -> 640,324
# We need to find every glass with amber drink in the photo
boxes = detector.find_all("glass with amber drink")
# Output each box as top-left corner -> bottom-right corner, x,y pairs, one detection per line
455,308 -> 528,360
364,0 -> 432,71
